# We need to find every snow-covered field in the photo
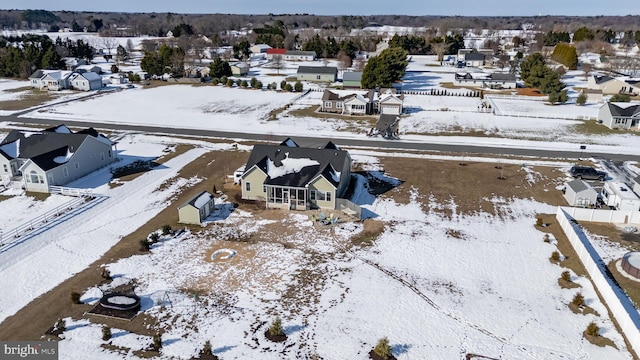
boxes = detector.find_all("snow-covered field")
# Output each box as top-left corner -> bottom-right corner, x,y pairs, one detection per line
0,32 -> 639,359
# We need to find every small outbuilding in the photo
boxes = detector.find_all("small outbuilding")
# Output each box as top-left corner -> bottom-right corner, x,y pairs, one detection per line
563,179 -> 598,207
178,191 -> 216,225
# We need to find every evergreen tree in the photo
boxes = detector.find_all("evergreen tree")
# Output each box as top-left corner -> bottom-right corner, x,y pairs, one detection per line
361,47 -> 408,89
209,57 -> 232,78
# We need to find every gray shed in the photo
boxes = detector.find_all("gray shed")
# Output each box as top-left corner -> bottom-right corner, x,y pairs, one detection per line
563,179 -> 597,207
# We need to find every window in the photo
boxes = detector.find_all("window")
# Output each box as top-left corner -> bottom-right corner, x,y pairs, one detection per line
2,164 -> 7,173
245,182 -> 251,191
336,102 -> 343,108
310,190 -> 316,200
29,170 -> 43,184
63,167 -> 69,177
311,190 -> 332,202
74,162 -> 79,169
316,75 -> 321,80
324,101 -> 332,108
262,185 -> 267,193
101,152 -> 105,161
108,150 -> 112,158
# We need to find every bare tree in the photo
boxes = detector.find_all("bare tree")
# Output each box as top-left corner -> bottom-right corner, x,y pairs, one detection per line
271,55 -> 284,75
354,58 -> 365,71
431,41 -> 447,64
100,36 -> 119,62
337,51 -> 352,72
582,63 -> 592,81
126,39 -> 135,54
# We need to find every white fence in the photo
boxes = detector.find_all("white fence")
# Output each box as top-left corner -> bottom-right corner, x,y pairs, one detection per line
559,206 -> 640,225
49,185 -> 94,197
556,208 -> 640,355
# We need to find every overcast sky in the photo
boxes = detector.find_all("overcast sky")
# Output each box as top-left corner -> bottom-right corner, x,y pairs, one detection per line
1,1 -> 638,17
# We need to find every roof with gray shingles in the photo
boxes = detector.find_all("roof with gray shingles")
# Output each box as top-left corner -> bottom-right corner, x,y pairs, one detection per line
243,139 -> 349,188
567,179 -> 592,193
606,102 -> 640,117
297,66 -> 338,75
0,125 -> 112,171
343,71 -> 362,82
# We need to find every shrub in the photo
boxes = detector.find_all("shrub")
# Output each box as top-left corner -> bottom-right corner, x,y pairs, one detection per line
149,232 -> 160,243
610,93 -> 631,102
585,321 -> 599,336
561,270 -> 571,282
294,81 -> 303,92
211,78 -> 219,86
220,75 -> 228,84
102,326 -> 112,341
71,291 -> 81,304
280,80 -> 287,90
373,337 -> 392,359
551,251 -> 560,261
543,234 -> 550,243
256,81 -> 263,90
284,83 -> 293,92
268,317 -> 285,337
240,80 -> 248,88
576,92 -> 587,105
202,340 -> 212,355
55,319 -> 66,332
250,77 -> 257,88
140,239 -> 151,251
572,292 -> 585,307
536,218 -> 543,227
226,78 -> 235,87
162,225 -> 172,235
152,333 -> 162,350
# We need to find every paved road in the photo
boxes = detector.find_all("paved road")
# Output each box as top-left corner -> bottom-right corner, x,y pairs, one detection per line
1,113 -> 638,162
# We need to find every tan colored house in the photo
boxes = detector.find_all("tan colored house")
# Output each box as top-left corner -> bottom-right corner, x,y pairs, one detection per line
240,138 -> 351,210
230,62 -> 250,76
178,191 -> 216,225
587,75 -> 640,95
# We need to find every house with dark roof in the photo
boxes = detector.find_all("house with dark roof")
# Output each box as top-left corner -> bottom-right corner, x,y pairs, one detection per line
598,102 -> 640,130
0,125 -> 115,192
587,75 -> 640,95
240,138 -> 351,210
321,89 -> 375,115
178,191 -> 216,225
297,66 -> 338,82
464,53 -> 487,67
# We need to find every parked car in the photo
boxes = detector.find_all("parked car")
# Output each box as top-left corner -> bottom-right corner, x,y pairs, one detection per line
570,166 -> 606,181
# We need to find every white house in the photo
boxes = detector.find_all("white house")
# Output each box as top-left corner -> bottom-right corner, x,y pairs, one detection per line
601,182 -> 640,211
0,125 -> 115,193
563,179 -> 598,207
377,90 -> 404,115
69,72 -> 103,91
598,102 -> 640,130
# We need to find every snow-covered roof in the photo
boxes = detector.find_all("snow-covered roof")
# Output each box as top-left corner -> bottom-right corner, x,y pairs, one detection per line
267,153 -> 319,179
